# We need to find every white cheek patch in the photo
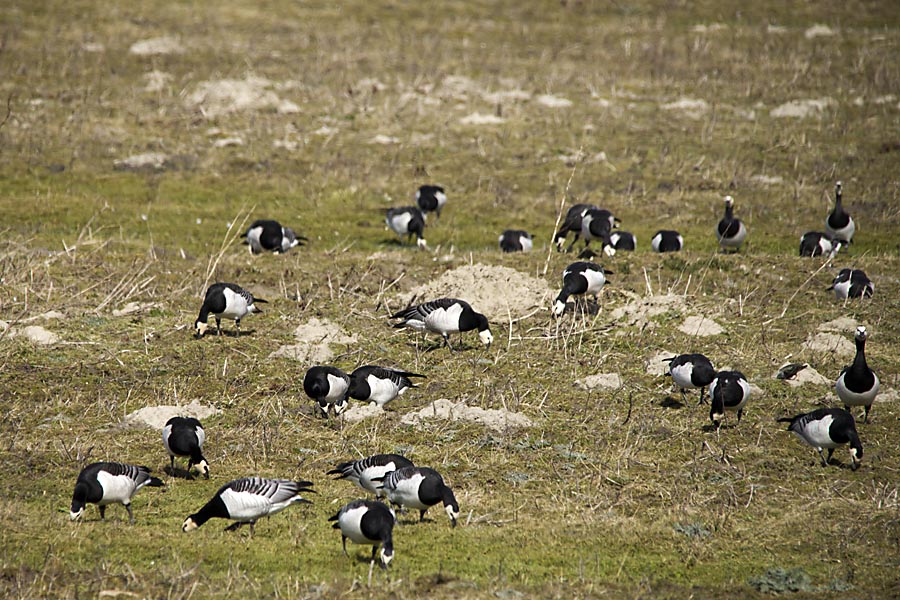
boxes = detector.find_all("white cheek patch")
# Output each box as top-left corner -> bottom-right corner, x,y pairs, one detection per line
552,300 -> 566,316
70,509 -> 84,521
417,238 -> 427,249
445,504 -> 459,522
479,330 -> 493,346
182,518 -> 198,532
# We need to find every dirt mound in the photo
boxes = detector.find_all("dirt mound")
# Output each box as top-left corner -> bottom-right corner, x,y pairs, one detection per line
9,325 -> 59,345
575,373 -> 622,391
802,332 -> 854,357
817,317 -> 858,333
186,76 -> 300,117
341,403 -> 385,424
610,292 -> 686,329
124,400 -> 221,430
678,315 -> 723,336
770,98 -> 835,118
402,264 -> 552,321
270,317 -> 358,363
646,350 -> 678,375
401,399 -> 533,432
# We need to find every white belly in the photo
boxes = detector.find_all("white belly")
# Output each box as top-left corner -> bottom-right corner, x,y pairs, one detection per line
220,288 -> 250,320
582,270 -> 606,295
246,226 -> 264,253
96,471 -> 137,505
836,373 -> 880,406
220,488 -> 288,521
670,363 -> 695,390
388,213 -> 413,235
386,473 -> 428,510
424,304 -> 464,334
795,416 -> 839,450
520,235 -> 533,252
366,375 -> 400,407
339,505 -> 375,545
719,222 -> 747,247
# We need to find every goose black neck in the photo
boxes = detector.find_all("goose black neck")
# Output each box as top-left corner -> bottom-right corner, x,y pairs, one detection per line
853,338 -> 868,370
191,495 -> 228,526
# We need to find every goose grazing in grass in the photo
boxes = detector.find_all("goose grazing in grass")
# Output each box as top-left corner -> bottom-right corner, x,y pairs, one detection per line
70,462 -> 164,524
799,232 -> 841,258
241,219 -> 306,254
376,466 -> 460,527
651,230 -> 683,253
836,326 -> 879,423
194,283 -> 266,337
415,185 -> 447,220
825,181 -> 854,244
499,229 -> 533,253
829,269 -> 873,300
609,231 -> 636,251
347,366 -> 425,408
386,206 -> 427,249
778,408 -> 862,470
554,203 -> 597,252
580,208 -> 618,256
665,354 -> 716,404
182,477 -> 314,534
716,196 -> 747,252
303,366 -> 351,417
390,298 -> 492,351
162,417 -> 209,479
709,370 -> 750,429
328,454 -> 415,497
329,500 -> 396,569
552,261 -> 610,317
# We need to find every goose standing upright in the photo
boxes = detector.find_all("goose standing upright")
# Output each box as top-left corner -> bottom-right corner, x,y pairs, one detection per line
778,408 -> 862,470
70,462 -> 164,524
836,326 -> 880,423
825,181 -> 855,244
194,283 -> 266,337
716,196 -> 748,252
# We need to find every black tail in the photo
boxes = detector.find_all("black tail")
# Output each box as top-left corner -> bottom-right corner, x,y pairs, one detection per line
146,477 -> 165,487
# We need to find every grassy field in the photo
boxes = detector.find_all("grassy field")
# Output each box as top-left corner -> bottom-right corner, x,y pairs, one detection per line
2,0 -> 900,597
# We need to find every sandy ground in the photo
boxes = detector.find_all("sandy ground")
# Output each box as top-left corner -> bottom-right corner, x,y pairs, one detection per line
402,264 -> 553,321
401,399 -> 533,432
124,399 -> 222,430
270,317 -> 358,363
